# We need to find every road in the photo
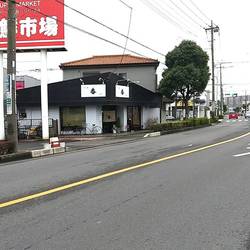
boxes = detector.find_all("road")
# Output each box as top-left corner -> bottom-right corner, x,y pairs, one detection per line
0,119 -> 250,249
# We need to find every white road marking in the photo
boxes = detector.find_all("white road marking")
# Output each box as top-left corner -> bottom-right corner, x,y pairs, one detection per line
233,152 -> 250,157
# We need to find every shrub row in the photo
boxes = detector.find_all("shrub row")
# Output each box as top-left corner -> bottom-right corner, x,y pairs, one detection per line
0,141 -> 14,155
149,117 -> 211,132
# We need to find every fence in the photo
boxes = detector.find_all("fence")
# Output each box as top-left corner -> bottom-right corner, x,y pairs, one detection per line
18,119 -> 55,139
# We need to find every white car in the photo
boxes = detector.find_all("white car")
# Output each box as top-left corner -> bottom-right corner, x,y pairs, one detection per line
245,111 -> 250,118
166,115 -> 176,120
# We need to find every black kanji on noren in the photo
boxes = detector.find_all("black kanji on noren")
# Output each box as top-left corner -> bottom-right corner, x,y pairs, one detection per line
91,88 -> 96,94
121,89 -> 124,95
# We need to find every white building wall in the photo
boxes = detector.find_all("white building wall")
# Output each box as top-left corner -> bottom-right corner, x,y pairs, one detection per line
19,106 -> 60,132
141,107 -> 160,129
48,107 -> 60,133
85,105 -> 102,134
25,107 -> 41,120
63,66 -> 157,92
117,106 -> 127,132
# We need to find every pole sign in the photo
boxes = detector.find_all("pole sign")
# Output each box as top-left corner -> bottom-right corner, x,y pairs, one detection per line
0,0 -> 65,50
4,75 -> 12,115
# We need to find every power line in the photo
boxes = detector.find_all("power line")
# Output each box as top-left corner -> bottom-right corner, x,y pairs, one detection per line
168,0 -> 205,29
146,0 -> 201,34
55,0 -> 165,57
118,0 -> 132,10
138,0 -> 198,37
187,0 -> 211,23
114,0 -> 133,72
5,0 -> 166,65
152,0 -> 200,29
178,0 -> 210,26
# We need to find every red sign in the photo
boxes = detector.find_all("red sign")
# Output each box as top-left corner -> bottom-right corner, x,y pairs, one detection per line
0,0 -> 65,50
16,81 -> 25,90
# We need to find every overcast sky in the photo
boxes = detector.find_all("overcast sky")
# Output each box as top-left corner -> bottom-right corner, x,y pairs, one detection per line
14,0 -> 250,97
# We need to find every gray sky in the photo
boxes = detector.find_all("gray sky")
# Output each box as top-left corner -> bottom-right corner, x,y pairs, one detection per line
14,0 -> 250,97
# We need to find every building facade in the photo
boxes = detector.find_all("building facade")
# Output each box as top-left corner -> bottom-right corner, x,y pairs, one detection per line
17,73 -> 162,135
60,54 -> 159,93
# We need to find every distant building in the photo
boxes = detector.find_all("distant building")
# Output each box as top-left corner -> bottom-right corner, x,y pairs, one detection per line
224,95 -> 250,109
3,68 -> 40,89
16,75 -> 40,89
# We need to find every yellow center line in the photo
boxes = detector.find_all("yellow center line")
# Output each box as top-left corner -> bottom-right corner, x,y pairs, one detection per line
1,132 -> 250,209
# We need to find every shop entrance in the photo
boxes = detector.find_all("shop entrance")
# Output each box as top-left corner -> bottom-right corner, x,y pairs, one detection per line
127,106 -> 141,131
102,106 -> 117,133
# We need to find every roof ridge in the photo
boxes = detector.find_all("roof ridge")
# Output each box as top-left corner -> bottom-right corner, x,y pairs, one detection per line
60,54 -> 159,67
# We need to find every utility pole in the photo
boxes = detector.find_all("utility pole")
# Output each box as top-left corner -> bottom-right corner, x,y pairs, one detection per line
245,90 -> 248,113
205,20 -> 219,116
6,0 -> 18,152
216,62 -> 232,116
219,63 -> 223,115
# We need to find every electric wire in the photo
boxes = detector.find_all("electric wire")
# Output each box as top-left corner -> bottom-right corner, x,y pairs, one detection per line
112,0 -> 133,76
144,0 -> 200,32
178,0 -> 210,26
168,0 -> 205,29
187,0 -> 211,23
152,0 -> 202,32
55,0 -> 165,57
4,0 -> 166,65
138,0 -> 198,38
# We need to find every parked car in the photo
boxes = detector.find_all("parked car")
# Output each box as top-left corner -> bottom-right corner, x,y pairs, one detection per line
228,112 -> 239,119
245,111 -> 250,118
166,115 -> 176,120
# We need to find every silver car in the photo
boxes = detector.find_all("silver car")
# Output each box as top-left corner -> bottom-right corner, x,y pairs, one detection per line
245,111 -> 250,118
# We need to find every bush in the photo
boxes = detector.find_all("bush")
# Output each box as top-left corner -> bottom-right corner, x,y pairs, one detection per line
145,118 -> 158,129
210,117 -> 219,123
0,141 -> 14,155
149,118 -> 210,132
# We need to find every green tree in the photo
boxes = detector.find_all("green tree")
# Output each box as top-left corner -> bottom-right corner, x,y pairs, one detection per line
159,40 -> 210,118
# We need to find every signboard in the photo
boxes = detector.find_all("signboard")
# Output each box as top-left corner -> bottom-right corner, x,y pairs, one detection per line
116,85 -> 129,98
4,75 -> 12,115
103,111 -> 116,122
0,0 -> 65,50
16,81 -> 25,90
81,84 -> 106,98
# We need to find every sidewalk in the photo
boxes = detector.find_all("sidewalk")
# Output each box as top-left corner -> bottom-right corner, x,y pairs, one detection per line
18,130 -> 148,153
0,123 -> 214,163
0,131 -> 149,164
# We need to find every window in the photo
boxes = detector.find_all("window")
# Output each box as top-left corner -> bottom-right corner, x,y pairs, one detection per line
60,107 -> 85,129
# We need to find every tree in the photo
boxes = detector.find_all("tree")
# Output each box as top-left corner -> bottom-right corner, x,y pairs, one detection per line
159,40 -> 210,118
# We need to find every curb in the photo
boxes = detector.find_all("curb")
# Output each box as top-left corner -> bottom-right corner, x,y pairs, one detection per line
0,124 -> 213,164
0,151 -> 32,163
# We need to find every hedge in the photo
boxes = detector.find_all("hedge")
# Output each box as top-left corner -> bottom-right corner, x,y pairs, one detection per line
149,117 -> 212,132
0,141 -> 15,155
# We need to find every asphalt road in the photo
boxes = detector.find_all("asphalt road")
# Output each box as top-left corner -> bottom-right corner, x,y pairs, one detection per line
0,119 -> 250,249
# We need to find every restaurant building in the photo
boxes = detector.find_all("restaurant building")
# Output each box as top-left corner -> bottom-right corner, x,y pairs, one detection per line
17,72 -> 162,134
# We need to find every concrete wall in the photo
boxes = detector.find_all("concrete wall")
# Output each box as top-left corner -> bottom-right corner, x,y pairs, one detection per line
117,105 -> 127,132
18,106 -> 60,132
62,66 -> 157,92
85,105 -> 102,134
141,107 -> 160,129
